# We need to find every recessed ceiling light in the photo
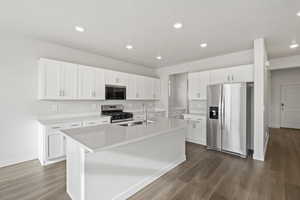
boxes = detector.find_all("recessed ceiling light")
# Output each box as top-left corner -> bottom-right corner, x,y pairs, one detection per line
156,56 -> 162,60
290,43 -> 299,49
200,43 -> 208,48
126,44 -> 133,50
173,22 -> 183,29
297,11 -> 300,16
75,26 -> 85,32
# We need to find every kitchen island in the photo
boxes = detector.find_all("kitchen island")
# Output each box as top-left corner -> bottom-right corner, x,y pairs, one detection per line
61,117 -> 187,200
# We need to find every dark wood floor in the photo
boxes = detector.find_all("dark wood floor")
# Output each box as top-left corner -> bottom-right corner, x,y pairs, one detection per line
1,128 -> 300,200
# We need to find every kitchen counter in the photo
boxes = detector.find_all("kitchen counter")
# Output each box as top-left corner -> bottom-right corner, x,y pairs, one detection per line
63,117 -> 187,200
61,117 -> 187,153
38,115 -> 110,126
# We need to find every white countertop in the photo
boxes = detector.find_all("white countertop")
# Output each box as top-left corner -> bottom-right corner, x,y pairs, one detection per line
60,117 -> 188,153
38,115 -> 110,126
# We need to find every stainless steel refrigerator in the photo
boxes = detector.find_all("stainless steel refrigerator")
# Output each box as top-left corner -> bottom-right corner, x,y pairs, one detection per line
207,83 -> 248,158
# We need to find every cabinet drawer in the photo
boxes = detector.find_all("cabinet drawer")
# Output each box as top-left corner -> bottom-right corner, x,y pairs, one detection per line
83,118 -> 110,127
65,122 -> 82,129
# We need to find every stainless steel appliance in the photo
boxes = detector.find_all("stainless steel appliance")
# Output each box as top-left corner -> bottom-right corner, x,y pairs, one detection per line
207,83 -> 248,158
105,85 -> 126,100
101,104 -> 133,123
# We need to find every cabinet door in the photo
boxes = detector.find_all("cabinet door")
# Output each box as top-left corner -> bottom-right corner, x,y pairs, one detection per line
230,65 -> 254,83
78,65 -> 95,99
127,74 -> 137,99
40,59 -> 61,99
135,75 -> 144,99
144,77 -> 154,99
105,70 -> 128,86
153,78 -> 161,100
188,73 -> 199,99
60,62 -> 78,99
188,71 -> 209,100
209,68 -> 230,84
94,68 -> 105,99
47,133 -> 65,160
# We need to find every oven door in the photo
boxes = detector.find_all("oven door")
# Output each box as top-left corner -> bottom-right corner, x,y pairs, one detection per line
105,85 -> 126,100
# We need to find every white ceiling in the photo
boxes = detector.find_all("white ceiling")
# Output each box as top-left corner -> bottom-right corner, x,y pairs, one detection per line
0,0 -> 300,68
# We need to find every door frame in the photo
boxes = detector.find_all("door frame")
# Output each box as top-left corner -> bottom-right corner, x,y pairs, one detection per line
280,83 -> 300,128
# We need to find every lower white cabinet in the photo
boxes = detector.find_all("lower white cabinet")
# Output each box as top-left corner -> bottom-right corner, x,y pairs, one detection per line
184,114 -> 206,145
47,132 -> 65,160
38,117 -> 110,166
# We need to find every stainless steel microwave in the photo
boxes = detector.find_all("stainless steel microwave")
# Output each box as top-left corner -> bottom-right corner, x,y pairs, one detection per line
105,85 -> 126,100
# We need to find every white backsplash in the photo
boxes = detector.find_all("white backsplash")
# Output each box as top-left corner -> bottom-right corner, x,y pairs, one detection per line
189,100 -> 207,114
37,100 -> 157,119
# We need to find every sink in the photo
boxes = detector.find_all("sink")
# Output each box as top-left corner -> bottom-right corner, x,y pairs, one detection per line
117,120 -> 155,127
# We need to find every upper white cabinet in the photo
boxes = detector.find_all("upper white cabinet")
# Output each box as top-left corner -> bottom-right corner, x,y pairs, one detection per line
209,65 -> 254,84
78,65 -> 105,99
38,58 -> 161,100
188,71 -> 210,100
127,75 -> 160,100
38,58 -> 77,100
105,70 -> 128,86
153,79 -> 161,100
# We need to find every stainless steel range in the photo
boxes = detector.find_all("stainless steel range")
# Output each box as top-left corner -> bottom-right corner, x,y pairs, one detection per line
101,104 -> 133,123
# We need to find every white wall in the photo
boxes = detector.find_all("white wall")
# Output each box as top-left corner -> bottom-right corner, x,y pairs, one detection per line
0,33 -> 156,168
270,67 -> 300,128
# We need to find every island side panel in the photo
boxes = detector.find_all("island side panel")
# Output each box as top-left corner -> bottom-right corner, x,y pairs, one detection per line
84,127 -> 186,200
66,139 -> 85,200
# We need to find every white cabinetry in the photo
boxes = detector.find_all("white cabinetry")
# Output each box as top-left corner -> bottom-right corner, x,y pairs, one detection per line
38,58 -> 161,100
184,114 -> 206,145
127,75 -> 159,100
188,71 -> 210,100
47,131 -> 65,160
78,65 -> 105,99
105,70 -> 128,86
38,58 -> 78,100
153,79 -> 161,100
209,65 -> 254,84
38,117 -> 110,166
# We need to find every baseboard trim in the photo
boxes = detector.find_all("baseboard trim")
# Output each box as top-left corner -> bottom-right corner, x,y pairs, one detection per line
263,133 -> 270,159
112,156 -> 186,200
0,157 -> 37,168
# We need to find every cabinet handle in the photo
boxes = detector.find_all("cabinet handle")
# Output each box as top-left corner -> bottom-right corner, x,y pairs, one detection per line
52,126 -> 62,129
231,75 -> 234,81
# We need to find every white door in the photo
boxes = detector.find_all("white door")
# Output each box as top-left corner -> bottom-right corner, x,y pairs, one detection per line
47,133 -> 65,160
280,84 -> 300,129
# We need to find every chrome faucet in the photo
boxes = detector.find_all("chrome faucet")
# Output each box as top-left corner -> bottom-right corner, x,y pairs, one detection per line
142,104 -> 148,125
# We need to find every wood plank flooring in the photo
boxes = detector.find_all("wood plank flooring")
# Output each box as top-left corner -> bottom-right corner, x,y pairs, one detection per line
1,128 -> 300,200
